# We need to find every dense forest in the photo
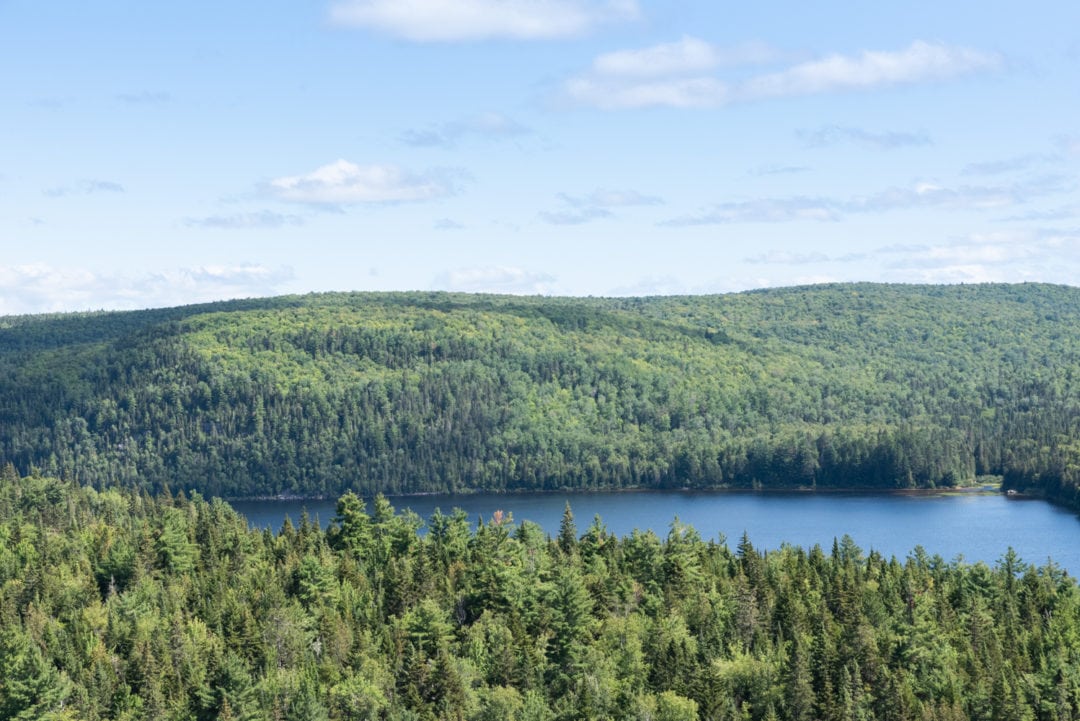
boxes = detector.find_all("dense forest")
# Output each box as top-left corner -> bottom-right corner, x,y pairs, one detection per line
2,471 -> 1078,720
2,283 -> 1080,503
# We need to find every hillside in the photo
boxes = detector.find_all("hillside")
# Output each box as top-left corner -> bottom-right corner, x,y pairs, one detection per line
2,283 -> 1080,501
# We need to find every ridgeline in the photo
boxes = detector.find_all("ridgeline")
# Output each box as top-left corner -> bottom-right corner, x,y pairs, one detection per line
2,283 -> 1079,503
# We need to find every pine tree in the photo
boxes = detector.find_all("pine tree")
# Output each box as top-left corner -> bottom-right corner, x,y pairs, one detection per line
558,502 -> 577,555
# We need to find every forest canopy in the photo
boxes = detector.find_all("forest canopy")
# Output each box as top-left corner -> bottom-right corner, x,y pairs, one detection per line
1,471 -> 1077,721
2,283 -> 1079,504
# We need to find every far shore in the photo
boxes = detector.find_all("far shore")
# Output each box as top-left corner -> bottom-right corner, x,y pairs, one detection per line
222,482 -> 1008,504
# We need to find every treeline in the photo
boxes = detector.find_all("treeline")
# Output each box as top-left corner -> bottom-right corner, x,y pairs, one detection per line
2,284 -> 1080,500
2,471 -> 1078,720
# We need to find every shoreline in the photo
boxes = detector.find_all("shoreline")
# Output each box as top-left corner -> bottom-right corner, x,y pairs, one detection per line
221,483 -> 1007,504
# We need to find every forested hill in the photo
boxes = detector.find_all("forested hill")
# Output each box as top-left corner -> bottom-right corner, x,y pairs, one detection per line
2,283 -> 1080,501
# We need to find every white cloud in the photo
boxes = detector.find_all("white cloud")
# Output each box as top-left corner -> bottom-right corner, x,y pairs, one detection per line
743,41 -> 999,99
330,0 -> 638,41
591,37 -> 776,78
565,75 -> 729,110
178,264 -> 293,290
432,266 -> 556,294
566,40 -> 1000,110
269,160 -> 455,205
0,263 -> 294,315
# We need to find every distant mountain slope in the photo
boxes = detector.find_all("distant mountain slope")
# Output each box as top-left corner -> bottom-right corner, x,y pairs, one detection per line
3,284 -> 1080,501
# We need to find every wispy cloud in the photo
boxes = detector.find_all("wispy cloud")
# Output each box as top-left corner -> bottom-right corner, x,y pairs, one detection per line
43,180 -> 125,197
0,263 -> 294,315
330,0 -> 638,41
560,189 -> 663,208
539,187 -> 662,224
851,182 -> 1017,213
268,159 -> 457,205
961,154 -> 1058,176
664,197 -> 839,225
565,75 -> 729,110
566,40 -> 1001,110
401,113 -> 530,148
539,207 -> 613,225
434,218 -> 465,230
116,91 -> 171,105
432,266 -> 556,294
743,41 -> 999,98
798,125 -> 932,150
663,175 -> 1069,226
183,210 -> 306,230
744,251 -> 830,265
749,165 -> 811,176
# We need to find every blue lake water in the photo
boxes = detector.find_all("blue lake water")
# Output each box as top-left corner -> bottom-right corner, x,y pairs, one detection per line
229,490 -> 1080,573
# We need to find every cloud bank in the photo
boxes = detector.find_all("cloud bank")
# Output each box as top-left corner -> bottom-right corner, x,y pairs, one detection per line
432,266 -> 556,294
664,175 -> 1068,226
0,263 -> 295,315
730,232 -> 1080,287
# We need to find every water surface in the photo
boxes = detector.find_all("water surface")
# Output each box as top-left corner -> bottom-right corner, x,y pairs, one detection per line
229,490 -> 1080,573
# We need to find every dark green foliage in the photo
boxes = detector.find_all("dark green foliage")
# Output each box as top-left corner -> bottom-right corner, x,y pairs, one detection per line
5,473 -> 1080,720
2,283 -> 1080,501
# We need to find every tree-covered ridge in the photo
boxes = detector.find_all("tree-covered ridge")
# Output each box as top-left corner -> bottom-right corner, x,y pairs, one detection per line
2,284 -> 1080,500
2,471 -> 1078,721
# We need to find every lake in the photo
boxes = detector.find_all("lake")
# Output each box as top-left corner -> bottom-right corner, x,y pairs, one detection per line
229,490 -> 1080,573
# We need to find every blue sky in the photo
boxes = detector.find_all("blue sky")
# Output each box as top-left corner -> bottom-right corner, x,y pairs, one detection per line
2,0 -> 1078,313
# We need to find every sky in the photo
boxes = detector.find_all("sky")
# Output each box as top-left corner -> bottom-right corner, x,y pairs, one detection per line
2,0 -> 1079,314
